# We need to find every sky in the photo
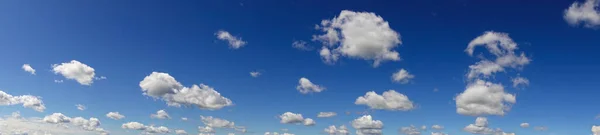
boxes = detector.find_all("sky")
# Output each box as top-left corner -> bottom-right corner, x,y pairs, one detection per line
1,0 -> 600,135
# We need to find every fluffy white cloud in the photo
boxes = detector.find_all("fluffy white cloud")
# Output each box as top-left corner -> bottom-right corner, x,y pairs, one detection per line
520,123 -> 529,128
122,121 -> 169,134
351,115 -> 383,135
431,125 -> 444,130
392,69 -> 414,84
43,113 -> 71,124
324,125 -> 349,135
76,104 -> 86,111
52,60 -> 97,85
106,112 -> 125,120
199,126 -> 215,133
250,71 -> 261,77
0,90 -> 46,112
455,80 -> 516,116
465,32 -> 530,79
0,113 -> 106,135
70,117 -> 101,131
320,47 -> 339,64
512,77 -> 529,88
139,72 -> 233,110
38,113 -> 108,134
296,77 -> 325,94
122,122 -> 146,130
313,10 -> 402,67
400,125 -> 421,135
355,90 -> 414,111
279,112 -> 304,124
175,129 -> 188,134
592,125 -> 600,135
150,110 -> 171,119
303,118 -> 316,126
201,116 -> 235,128
216,30 -> 247,49
292,40 -> 313,51
317,112 -> 337,118
564,0 -> 600,28
22,64 -> 36,75
462,117 -> 513,135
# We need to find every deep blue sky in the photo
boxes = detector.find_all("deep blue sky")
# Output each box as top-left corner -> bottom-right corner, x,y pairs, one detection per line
1,0 -> 599,135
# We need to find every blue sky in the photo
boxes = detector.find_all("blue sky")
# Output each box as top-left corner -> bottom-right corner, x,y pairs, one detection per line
1,0 -> 600,135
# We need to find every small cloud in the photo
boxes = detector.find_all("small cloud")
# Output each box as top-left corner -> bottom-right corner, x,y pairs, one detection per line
250,71 -> 261,78
54,80 -> 64,83
94,76 -> 107,80
216,30 -> 247,49
292,40 -> 313,51
296,77 -> 325,94
75,104 -> 86,111
392,69 -> 414,84
150,110 -> 170,119
22,64 -> 36,75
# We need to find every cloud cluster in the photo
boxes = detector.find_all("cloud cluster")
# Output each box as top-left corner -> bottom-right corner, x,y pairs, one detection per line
317,112 -> 337,118
122,121 -> 169,134
279,112 -> 316,126
564,0 -> 600,28
355,90 -> 414,111
324,125 -> 349,135
265,132 -> 295,135
0,90 -> 46,112
313,10 -> 402,67
216,30 -> 247,49
139,72 -> 233,110
351,115 -> 383,135
400,125 -> 421,135
175,129 -> 188,135
391,69 -> 414,84
463,117 -> 513,135
22,64 -> 36,75
201,116 -> 235,128
52,60 -> 97,85
431,125 -> 444,130
1,112 -> 107,135
150,110 -> 171,119
106,112 -> 125,120
296,77 -> 325,94
40,113 -> 109,134
465,32 -> 530,79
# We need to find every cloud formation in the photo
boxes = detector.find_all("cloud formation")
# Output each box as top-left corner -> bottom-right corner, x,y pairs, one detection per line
292,40 -> 313,51
216,30 -> 247,49
106,112 -> 125,120
150,110 -> 171,119
355,90 -> 414,111
391,69 -> 414,84
1,112 -> 107,135
250,71 -> 261,77
52,60 -> 97,85
0,90 -> 46,112
317,112 -> 337,118
122,121 -> 169,134
455,80 -> 516,116
22,64 -> 36,75
564,0 -> 600,28
40,113 -> 109,134
520,123 -> 529,128
201,116 -> 235,128
324,125 -> 349,135
351,115 -> 383,135
400,125 -> 421,135
76,104 -> 86,111
463,117 -> 514,135
296,77 -> 325,94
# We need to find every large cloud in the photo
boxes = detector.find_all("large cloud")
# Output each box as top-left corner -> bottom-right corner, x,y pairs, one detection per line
22,64 -> 36,75
122,121 -> 169,134
351,115 -> 383,135
313,10 -> 402,67
0,90 -> 46,112
455,80 -> 516,116
106,112 -> 125,120
52,60 -> 97,85
216,30 -> 247,49
1,112 -> 108,135
296,77 -> 325,94
564,0 -> 600,28
324,125 -> 349,135
355,90 -> 414,111
139,72 -> 233,110
150,110 -> 171,119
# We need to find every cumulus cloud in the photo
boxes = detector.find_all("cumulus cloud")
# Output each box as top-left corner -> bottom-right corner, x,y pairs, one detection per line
279,112 -> 304,124
139,72 -> 233,110
106,112 -> 125,120
355,90 -> 414,111
303,118 -> 316,126
199,126 -> 215,133
431,125 -> 444,130
512,77 -> 529,88
52,60 -> 98,85
593,125 -> 600,135
392,69 -> 414,84
201,116 -> 235,128
38,113 -> 109,134
175,129 -> 188,134
296,77 -> 325,94
462,117 -> 513,135
216,30 -> 247,49
400,125 -> 421,135
292,40 -> 314,51
0,113 -> 107,135
76,104 -> 86,111
0,90 -> 46,112
317,112 -> 337,118
22,64 -> 36,75
122,121 -> 169,134
324,125 -> 350,135
564,0 -> 600,28
250,71 -> 261,77
455,80 -> 516,116
150,110 -> 171,119
313,10 -> 402,67
520,123 -> 529,128
465,32 -> 530,79
351,115 -> 383,135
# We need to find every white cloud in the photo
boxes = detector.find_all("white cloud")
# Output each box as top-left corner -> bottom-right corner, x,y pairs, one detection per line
392,69 -> 414,84
520,123 -> 529,128
324,125 -> 349,135
52,60 -> 97,85
150,110 -> 171,119
228,133 -> 235,135
279,112 -> 304,124
38,113 -> 108,134
462,117 -> 513,135
175,129 -> 188,135
139,72 -> 233,110
55,80 -> 64,83
355,90 -> 414,111
317,112 -> 337,118
292,40 -> 313,51
106,112 -> 125,120
431,125 -> 444,130
512,77 -> 529,88
319,47 -> 339,65
564,0 -> 600,28
76,104 -> 86,111
0,113 -> 106,135
400,125 -> 421,135
431,132 -> 448,135
592,125 -> 600,135
0,90 -> 46,112
22,64 -> 36,75
313,10 -> 402,67
534,126 -> 548,131
250,71 -> 261,77
201,116 -> 235,128
296,77 -> 325,94
351,115 -> 383,135
455,80 -> 516,116
421,125 -> 427,130
465,32 -> 530,79
216,30 -> 247,49
122,121 -> 169,134
181,117 -> 188,121
199,126 -> 215,133
265,132 -> 295,135
303,118 -> 316,126
122,122 -> 146,130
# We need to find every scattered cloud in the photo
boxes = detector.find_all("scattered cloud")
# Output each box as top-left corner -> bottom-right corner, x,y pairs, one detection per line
400,125 -> 421,135
296,77 -> 325,94
512,77 -> 529,88
303,118 -> 316,126
324,125 -> 349,135
431,132 -> 448,135
355,90 -> 415,111
455,80 -> 516,116
216,30 -> 247,49
150,110 -> 171,119
40,113 -> 109,134
317,112 -> 337,118
52,60 -> 97,85
76,104 -> 86,111
392,69 -> 414,84
0,90 -> 46,112
181,117 -> 188,121
313,10 -> 402,67
351,115 -> 383,135
250,71 -> 261,77
431,125 -> 444,130
54,80 -> 64,83
106,112 -> 125,120
0,112 -> 107,135
22,64 -> 36,75
279,112 -> 304,124
139,72 -> 233,110
175,129 -> 188,135
564,0 -> 600,28
201,116 -> 235,128
122,121 -> 169,134
198,126 -> 215,133
520,123 -> 529,128
265,132 -> 295,135
463,117 -> 513,135
465,31 -> 530,79
292,40 -> 314,51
